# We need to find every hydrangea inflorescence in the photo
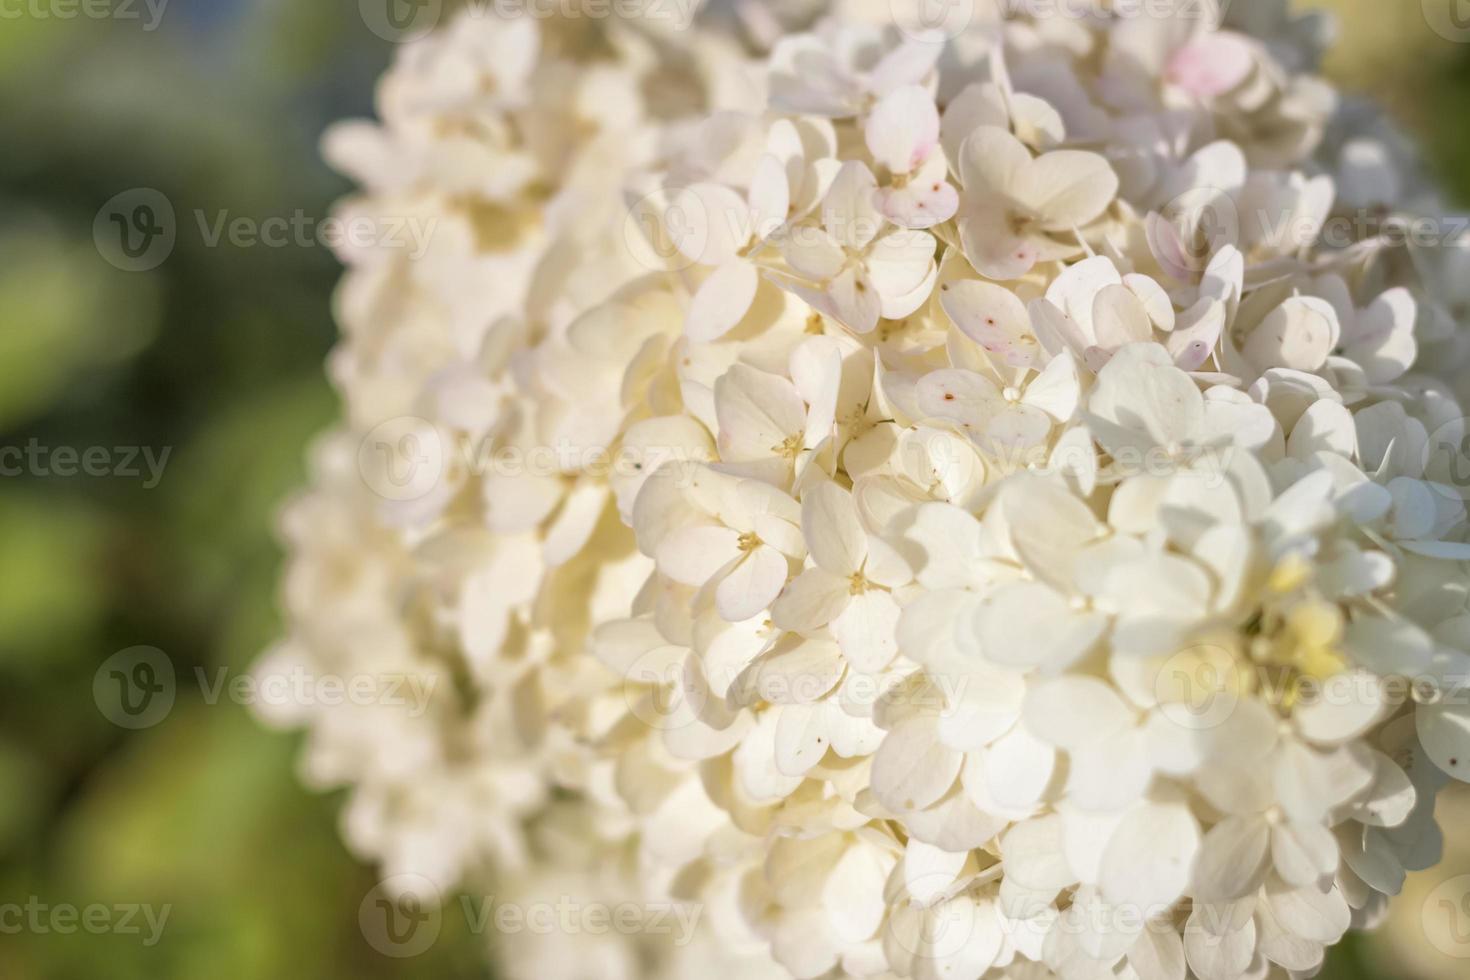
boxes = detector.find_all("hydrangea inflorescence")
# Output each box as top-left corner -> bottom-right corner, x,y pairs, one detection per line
259,2 -> 1470,978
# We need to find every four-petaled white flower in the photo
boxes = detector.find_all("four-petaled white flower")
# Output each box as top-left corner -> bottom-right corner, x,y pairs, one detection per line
956,126 -> 1119,281
777,160 -> 937,333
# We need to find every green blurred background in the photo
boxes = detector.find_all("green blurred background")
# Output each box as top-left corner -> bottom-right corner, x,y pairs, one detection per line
0,2 -> 1468,978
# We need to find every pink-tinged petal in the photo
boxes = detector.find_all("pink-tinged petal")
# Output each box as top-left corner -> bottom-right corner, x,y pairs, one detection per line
940,279 -> 1039,368
877,180 -> 959,229
1166,33 -> 1256,100
958,198 -> 1039,281
865,85 -> 940,176
1168,298 -> 1227,371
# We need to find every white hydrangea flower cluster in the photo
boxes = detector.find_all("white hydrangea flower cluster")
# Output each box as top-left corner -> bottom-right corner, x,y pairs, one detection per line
261,2 -> 1470,979
258,11 -> 783,977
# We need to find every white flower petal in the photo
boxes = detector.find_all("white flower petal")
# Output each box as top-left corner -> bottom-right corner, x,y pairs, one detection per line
1184,912 -> 1256,980
715,364 -> 807,462
669,181 -> 750,267
1067,728 -> 1154,811
1193,815 -> 1271,902
1128,923 -> 1187,980
1263,879 -> 1350,945
873,717 -> 963,813
1014,149 -> 1119,230
803,480 -> 868,575
904,838 -> 968,907
824,841 -> 897,943
1023,676 -> 1134,749
979,582 -> 1108,672
959,126 -> 1031,194
824,160 -> 884,250
715,544 -> 790,622
1242,297 -> 1338,374
771,567 -> 852,632
1099,800 -> 1200,912
1270,819 -> 1338,887
1417,698 -> 1470,782
656,523 -> 742,586
832,589 -> 901,673
984,725 -> 1055,810
687,260 -> 761,343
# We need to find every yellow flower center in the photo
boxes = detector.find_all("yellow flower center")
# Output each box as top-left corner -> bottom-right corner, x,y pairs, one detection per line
1250,599 -> 1349,711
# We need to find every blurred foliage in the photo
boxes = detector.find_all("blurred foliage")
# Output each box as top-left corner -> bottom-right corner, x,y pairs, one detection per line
1305,0 -> 1470,204
0,2 -> 1467,979
0,2 -> 486,977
